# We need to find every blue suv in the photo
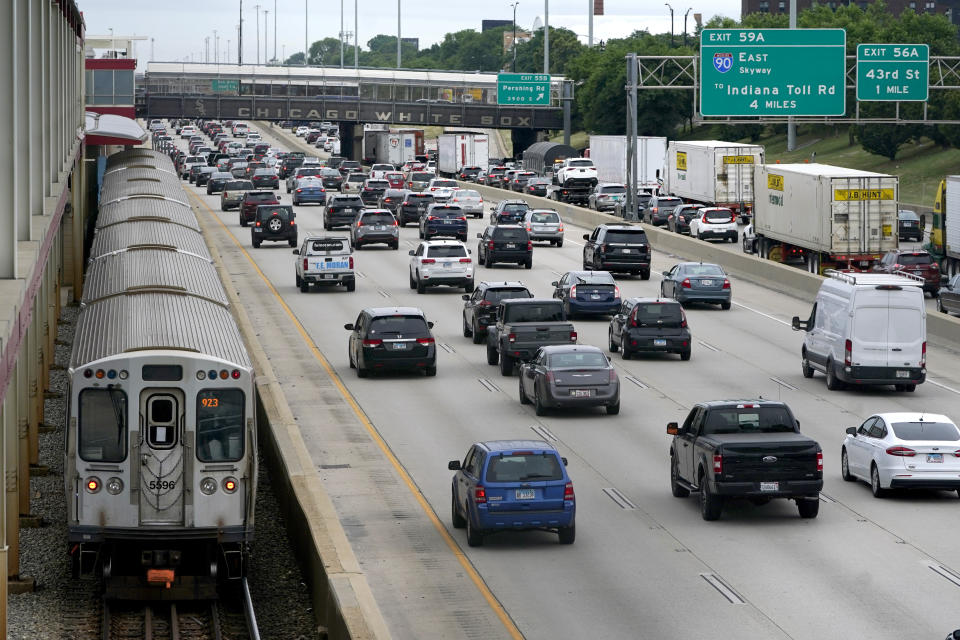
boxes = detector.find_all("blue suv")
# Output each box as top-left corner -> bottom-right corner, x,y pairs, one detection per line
448,440 -> 575,546
419,203 -> 468,242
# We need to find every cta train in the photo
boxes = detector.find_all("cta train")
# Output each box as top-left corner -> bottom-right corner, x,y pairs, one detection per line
66,148 -> 257,599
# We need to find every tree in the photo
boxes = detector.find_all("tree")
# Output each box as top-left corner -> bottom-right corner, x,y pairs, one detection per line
856,122 -> 914,160
284,52 -> 305,65
513,27 -> 585,75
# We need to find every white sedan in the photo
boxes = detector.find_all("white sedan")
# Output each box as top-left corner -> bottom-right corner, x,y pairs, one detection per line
841,412 -> 960,498
408,240 -> 474,294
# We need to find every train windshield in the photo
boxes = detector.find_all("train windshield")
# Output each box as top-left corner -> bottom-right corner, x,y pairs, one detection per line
196,389 -> 245,462
78,388 -> 128,462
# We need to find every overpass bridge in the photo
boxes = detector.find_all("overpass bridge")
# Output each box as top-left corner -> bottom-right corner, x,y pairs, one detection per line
144,62 -> 571,157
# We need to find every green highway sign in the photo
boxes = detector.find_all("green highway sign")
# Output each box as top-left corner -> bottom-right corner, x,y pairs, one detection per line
700,29 -> 846,117
497,73 -> 551,106
211,78 -> 239,93
856,44 -> 929,102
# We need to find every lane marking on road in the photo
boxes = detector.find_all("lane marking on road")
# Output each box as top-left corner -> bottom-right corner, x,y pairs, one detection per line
530,425 -> 557,441
550,270 -> 563,277
355,271 -> 366,279
478,378 -> 502,393
188,192 -> 525,640
700,573 -> 747,605
624,375 -> 648,389
769,377 -> 798,392
439,343 -> 455,354
602,487 -> 637,510
927,378 -> 960,395
377,289 -> 390,299
929,564 -> 960,588
819,493 -> 837,504
730,301 -> 791,326
698,340 -> 719,352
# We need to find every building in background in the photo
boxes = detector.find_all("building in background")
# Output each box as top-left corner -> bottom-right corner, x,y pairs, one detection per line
742,0 -> 960,26
482,19 -> 513,31
83,35 -> 146,143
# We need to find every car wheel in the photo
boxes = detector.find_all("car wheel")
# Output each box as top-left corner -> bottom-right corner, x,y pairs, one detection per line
519,377 -> 530,404
499,353 -> 514,377
524,258 -> 533,270
699,471 -> 723,521
324,222 -> 332,231
801,352 -> 815,378
425,365 -> 437,377
357,362 -> 369,378
416,275 -> 426,294
477,249 -> 485,266
903,384 -> 916,392
409,272 -> 417,290
841,448 -> 855,481
391,241 -> 399,250
299,280 -> 309,293
466,515 -> 483,547
825,360 -> 843,391
606,401 -> 620,415
463,316 -> 473,338
720,301 -> 731,310
486,344 -> 499,365
252,239 -> 261,248
558,524 -> 575,545
346,280 -> 356,292
289,238 -> 297,248
680,349 -> 691,361
870,465 -> 886,498
451,493 -> 466,529
937,297 -> 946,313
418,228 -> 424,239
557,240 -> 563,248
239,216 -> 248,227
471,321 -> 483,344
640,269 -> 650,281
670,455 -> 690,498
621,347 -> 631,361
534,386 -> 547,416
348,347 -> 355,369
464,281 -> 474,293
608,329 -> 619,353
797,498 -> 819,519
295,274 -> 302,287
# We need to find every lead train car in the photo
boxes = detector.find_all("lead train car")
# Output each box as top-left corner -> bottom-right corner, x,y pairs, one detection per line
66,148 -> 257,600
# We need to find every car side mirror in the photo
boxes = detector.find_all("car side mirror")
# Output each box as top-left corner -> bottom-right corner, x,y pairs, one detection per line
448,460 -> 462,470
461,294 -> 470,301
343,323 -> 354,330
276,195 -> 282,200
791,316 -> 809,332
551,281 -> 558,287
408,250 -> 415,256
427,321 -> 434,329
662,271 -> 670,277
292,249 -> 300,254
846,427 -> 857,436
561,457 -> 568,467
666,422 -> 680,435
476,233 -> 483,239
582,234 -> 590,241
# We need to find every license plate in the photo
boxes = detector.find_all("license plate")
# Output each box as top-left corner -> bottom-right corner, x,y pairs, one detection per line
444,262 -> 454,269
321,274 -> 334,279
344,208 -> 353,213
444,219 -> 453,224
622,248 -> 632,253
570,389 -> 592,397
701,279 -> 713,286
654,339 -> 667,346
375,225 -> 385,231
391,342 -> 408,350
927,453 -> 943,463
590,294 -> 601,300
896,370 -> 910,378
760,482 -> 779,492
418,206 -> 426,211
515,489 -> 535,500
505,243 -> 516,248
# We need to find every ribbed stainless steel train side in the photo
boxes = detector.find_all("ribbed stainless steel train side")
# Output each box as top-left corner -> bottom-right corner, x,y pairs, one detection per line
66,149 -> 257,600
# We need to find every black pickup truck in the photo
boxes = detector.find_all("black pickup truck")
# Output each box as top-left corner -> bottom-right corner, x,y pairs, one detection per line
667,400 -> 822,520
486,299 -> 577,376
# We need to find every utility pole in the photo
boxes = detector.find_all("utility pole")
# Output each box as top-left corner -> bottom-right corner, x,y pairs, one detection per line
511,2 -> 519,72
274,0 -> 277,62
397,0 -> 401,68
340,0 -> 345,67
355,0 -> 359,69
205,36 -> 210,63
254,4 -> 260,64
787,0 -> 797,151
665,3 -> 674,47
214,29 -> 219,64
305,0 -> 309,65
588,0 -> 593,47
683,8 -> 691,47
264,9 -> 269,64
544,0 -> 549,74
626,53 -> 638,220
239,0 -> 244,65
150,37 -> 155,61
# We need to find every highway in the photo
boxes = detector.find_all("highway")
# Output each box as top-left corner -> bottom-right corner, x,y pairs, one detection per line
183,126 -> 960,639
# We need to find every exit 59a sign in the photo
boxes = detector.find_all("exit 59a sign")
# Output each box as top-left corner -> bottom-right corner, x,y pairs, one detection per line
856,44 -> 929,102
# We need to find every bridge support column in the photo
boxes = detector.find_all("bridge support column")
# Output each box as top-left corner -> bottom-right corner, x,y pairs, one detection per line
15,0 -> 31,244
0,0 -> 15,277
41,0 -> 51,197
511,129 -> 537,161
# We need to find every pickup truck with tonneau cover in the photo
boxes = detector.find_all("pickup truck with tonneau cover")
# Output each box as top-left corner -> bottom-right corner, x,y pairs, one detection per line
667,400 -> 823,520
486,299 -> 577,376
293,236 -> 355,292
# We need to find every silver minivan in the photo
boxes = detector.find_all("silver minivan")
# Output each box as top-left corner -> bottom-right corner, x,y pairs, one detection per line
523,209 -> 564,246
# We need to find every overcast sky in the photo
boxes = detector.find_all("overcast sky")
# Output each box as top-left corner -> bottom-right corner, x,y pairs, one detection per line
79,0 -> 737,69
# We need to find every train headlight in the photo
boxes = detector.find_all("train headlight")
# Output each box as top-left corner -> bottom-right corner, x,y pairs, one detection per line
196,370 -> 206,380
118,370 -> 128,380
222,477 -> 238,493
85,476 -> 101,493
106,477 -> 124,495
200,477 -> 218,495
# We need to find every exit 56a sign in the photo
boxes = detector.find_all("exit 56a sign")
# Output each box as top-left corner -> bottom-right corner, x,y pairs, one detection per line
857,44 -> 929,102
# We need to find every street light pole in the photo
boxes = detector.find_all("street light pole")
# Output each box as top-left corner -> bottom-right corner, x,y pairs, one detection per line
214,29 -> 219,64
239,0 -> 243,65
397,0 -> 401,68
264,10 -> 268,64
340,0 -> 345,67
254,4 -> 260,64
355,0 -> 359,69
511,2 -> 519,72
544,0 -> 549,74
273,0 -> 277,63
588,0 -> 593,47
665,3 -> 674,47
305,0 -> 309,65
683,7 -> 691,47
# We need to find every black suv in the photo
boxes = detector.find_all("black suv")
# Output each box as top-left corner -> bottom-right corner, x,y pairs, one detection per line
608,298 -> 691,360
458,166 -> 482,181
278,154 -> 305,179
338,160 -> 361,176
461,281 -> 533,344
318,168 -> 344,191
398,192 -> 435,226
379,189 -> 407,216
324,194 -> 364,230
582,224 -> 651,279
240,191 -> 280,227
643,195 -> 684,226
489,200 -> 530,225
477,225 -> 532,269
361,179 -> 390,206
252,205 -> 298,248
345,307 -> 437,377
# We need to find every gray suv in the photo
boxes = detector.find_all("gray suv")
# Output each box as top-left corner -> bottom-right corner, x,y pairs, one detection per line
351,209 -> 399,250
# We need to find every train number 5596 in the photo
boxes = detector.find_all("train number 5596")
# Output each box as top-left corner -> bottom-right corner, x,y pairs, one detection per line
148,480 -> 176,491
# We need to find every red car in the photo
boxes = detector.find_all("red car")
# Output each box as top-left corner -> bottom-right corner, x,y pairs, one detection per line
384,172 -> 405,189
872,249 -> 941,297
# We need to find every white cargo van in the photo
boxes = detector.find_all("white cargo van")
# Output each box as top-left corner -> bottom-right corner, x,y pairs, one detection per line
792,270 -> 926,392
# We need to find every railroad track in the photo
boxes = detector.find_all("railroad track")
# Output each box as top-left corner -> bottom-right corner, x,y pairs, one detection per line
90,578 -> 260,640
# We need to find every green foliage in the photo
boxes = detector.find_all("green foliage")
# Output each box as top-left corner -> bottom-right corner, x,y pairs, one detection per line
512,27 -> 585,75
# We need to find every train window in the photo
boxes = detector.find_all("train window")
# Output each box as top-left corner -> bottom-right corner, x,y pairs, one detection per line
78,388 -> 128,462
142,365 -> 183,381
196,389 -> 245,462
146,394 -> 179,449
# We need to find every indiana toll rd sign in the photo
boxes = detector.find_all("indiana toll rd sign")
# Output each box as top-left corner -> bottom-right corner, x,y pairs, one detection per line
700,29 -> 846,117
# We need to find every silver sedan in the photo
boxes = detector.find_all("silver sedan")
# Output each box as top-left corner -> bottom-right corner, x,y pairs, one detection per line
518,345 -> 620,416
449,189 -> 484,218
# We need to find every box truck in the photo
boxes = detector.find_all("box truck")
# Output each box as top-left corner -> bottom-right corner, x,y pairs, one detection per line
438,132 -> 489,177
589,135 -> 666,194
664,140 -> 764,223
747,163 -> 899,274
930,177 -> 960,277
367,129 -> 424,166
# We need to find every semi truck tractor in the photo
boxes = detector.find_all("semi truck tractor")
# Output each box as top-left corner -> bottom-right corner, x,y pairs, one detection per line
664,140 -> 764,223
930,177 -> 960,277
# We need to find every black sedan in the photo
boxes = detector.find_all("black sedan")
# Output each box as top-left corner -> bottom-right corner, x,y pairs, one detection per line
518,345 -> 620,415
524,177 -> 550,197
608,298 -> 691,360
937,274 -> 960,316
345,308 -> 437,377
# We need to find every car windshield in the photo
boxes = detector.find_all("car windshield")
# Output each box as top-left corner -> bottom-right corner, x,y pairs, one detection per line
258,206 -> 293,220
297,169 -> 322,177
433,180 -> 457,188
573,272 -> 615,285
483,288 -> 530,303
505,304 -> 563,323
225,180 -> 253,191
899,210 -> 919,221
569,160 -> 593,167
426,245 -> 467,258
347,174 -> 366,183
366,181 -> 389,189
408,194 -> 433,201
368,315 -> 429,335
502,203 -> 528,213
704,209 -> 734,222
603,230 -> 647,244
898,253 -> 932,265
633,303 -> 683,327
254,169 -> 274,176
321,169 -> 341,177
333,196 -> 362,205
431,208 -> 464,219
655,198 -> 683,207
307,238 -> 348,253
702,407 -> 796,435
360,212 -> 395,225
530,211 -> 559,223
547,351 -> 608,368
485,453 -> 563,482
890,421 -> 960,441
682,264 -> 725,276
411,172 -> 434,181
247,193 -> 277,202
457,190 -> 480,199
601,186 -> 626,194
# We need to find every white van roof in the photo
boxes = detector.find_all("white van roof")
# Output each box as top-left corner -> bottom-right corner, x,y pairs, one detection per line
825,270 -> 924,288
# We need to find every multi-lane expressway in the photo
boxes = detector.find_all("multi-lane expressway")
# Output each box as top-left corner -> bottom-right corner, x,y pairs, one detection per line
179,125 -> 960,639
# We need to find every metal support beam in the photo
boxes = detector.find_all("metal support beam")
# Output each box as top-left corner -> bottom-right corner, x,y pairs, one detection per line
41,0 -> 51,197
0,0 -> 16,277
625,53 -> 638,221
4,364 -> 20,581
29,0 -> 43,216
14,0 -> 30,243
562,81 -> 571,146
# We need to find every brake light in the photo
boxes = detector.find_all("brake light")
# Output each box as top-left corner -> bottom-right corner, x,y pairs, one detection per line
545,371 -> 555,383
527,241 -> 533,251
421,258 -> 436,264
816,451 -> 823,472
430,187 -> 437,191
416,337 -> 435,345
459,258 -> 472,263
569,331 -> 577,343
564,482 -> 575,501
885,446 -> 916,457
680,310 -> 688,328
477,300 -> 492,307
722,279 -> 731,289
348,256 -> 354,269
920,341 -> 926,368
608,368 -> 617,383
362,339 -> 383,347
713,454 -> 723,473
474,486 -> 487,504
296,188 -> 302,193
356,220 -> 364,227
953,450 -> 960,458
844,339 -> 852,367
428,216 -> 437,221
303,259 -> 308,271
600,244 -> 608,253
255,221 -> 261,227
508,333 -> 517,343
488,241 -> 495,250
570,284 -> 577,298
402,201 -> 409,206
558,225 -> 564,232
681,278 -> 691,288
459,216 -> 467,222
614,285 -> 621,299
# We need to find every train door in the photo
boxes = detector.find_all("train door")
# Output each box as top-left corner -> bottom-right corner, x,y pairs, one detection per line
139,389 -> 186,525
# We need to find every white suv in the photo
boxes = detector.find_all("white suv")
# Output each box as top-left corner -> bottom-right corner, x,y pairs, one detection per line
689,207 -> 739,243
370,163 -> 395,179
408,240 -> 474,294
